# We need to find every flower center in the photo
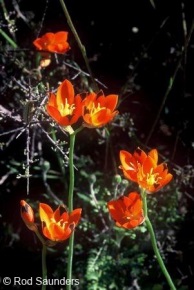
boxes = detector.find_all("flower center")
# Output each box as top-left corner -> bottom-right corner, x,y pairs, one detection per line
145,168 -> 162,186
60,99 -> 75,117
51,217 -> 67,229
89,102 -> 105,115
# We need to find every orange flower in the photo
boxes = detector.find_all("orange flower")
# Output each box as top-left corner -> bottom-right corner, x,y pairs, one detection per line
20,200 -> 37,231
33,31 -> 70,54
107,192 -> 145,229
46,79 -> 82,126
120,148 -> 173,193
82,91 -> 119,128
39,203 -> 82,242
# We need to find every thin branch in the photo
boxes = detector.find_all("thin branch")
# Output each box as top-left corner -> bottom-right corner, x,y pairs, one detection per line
59,0 -> 98,91
145,20 -> 194,145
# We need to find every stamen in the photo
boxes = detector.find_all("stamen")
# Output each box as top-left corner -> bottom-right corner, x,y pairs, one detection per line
60,99 -> 75,116
145,168 -> 162,186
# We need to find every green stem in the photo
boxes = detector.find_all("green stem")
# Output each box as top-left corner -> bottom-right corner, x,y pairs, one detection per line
35,229 -> 46,245
59,0 -> 98,91
141,190 -> 176,290
34,230 -> 47,290
42,244 -> 47,290
0,28 -> 18,48
66,132 -> 76,290
68,133 -> 76,212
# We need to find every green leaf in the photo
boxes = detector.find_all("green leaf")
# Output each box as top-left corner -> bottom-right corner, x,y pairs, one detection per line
77,192 -> 91,203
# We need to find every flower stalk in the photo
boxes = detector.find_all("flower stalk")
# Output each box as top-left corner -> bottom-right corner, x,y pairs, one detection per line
141,189 -> 177,290
41,244 -> 47,290
66,131 -> 76,290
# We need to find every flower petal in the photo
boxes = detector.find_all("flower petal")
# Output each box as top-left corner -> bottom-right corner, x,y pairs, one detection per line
107,192 -> 144,230
39,203 -> 54,227
97,94 -> 118,111
68,208 -> 82,225
56,79 -> 75,107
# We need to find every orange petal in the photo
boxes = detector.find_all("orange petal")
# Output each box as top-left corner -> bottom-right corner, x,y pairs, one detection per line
54,31 -> 68,42
59,225 -> 72,241
33,39 -> 44,50
46,105 -> 62,124
148,149 -> 158,164
82,92 -> 97,109
133,148 -> 147,164
20,200 -> 34,223
161,173 -> 173,187
68,95 -> 82,125
60,211 -> 69,222
142,155 -> 156,174
98,94 -> 118,111
154,163 -> 167,175
120,150 -> 133,170
33,33 -> 54,51
42,33 -> 55,43
47,93 -> 57,107
49,223 -> 66,241
56,79 -> 74,107
68,208 -> 82,225
91,108 -> 112,127
58,116 -> 71,126
39,203 -> 54,227
53,206 -> 62,222
107,199 -> 125,221
119,151 -> 138,182
108,194 -> 144,229
42,225 -> 53,240
125,192 -> 142,214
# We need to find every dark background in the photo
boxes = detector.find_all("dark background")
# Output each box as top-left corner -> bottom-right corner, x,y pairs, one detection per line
1,0 -> 194,289
15,0 -> 194,155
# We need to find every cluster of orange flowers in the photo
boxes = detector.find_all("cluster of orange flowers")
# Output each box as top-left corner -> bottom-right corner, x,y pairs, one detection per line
108,148 -> 173,229
20,31 -> 173,242
21,147 -> 172,241
33,32 -> 119,128
47,79 -> 119,128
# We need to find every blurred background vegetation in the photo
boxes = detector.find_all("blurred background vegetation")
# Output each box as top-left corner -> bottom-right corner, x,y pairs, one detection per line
0,0 -> 194,289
